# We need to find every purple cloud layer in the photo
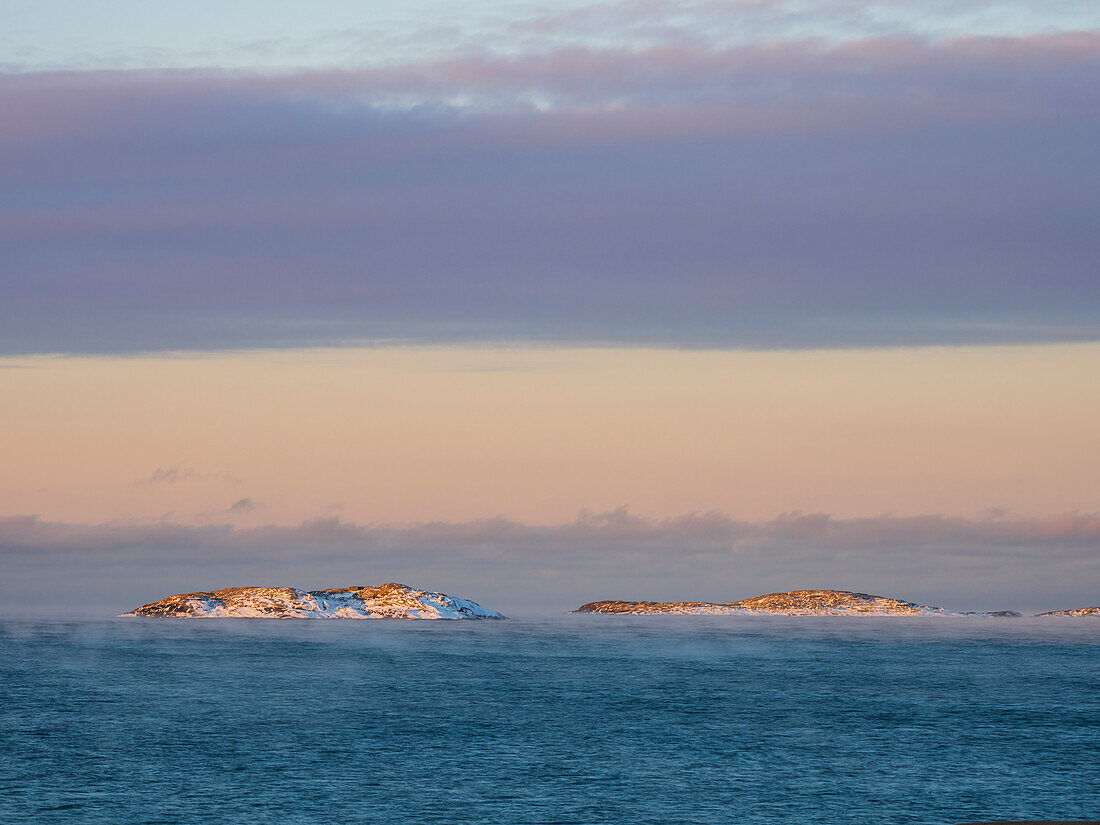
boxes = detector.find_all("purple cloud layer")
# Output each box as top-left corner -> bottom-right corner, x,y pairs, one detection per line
2,33 -> 1099,353
3,509 -> 1097,614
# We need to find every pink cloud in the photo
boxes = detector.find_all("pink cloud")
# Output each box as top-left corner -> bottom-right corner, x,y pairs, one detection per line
2,32 -> 1097,146
2,508 -> 1097,615
2,31 -> 1097,354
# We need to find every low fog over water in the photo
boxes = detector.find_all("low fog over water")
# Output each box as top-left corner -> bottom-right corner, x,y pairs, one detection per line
2,617 -> 1097,823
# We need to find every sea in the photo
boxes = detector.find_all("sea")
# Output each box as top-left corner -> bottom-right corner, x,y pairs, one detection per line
1,616 -> 1097,824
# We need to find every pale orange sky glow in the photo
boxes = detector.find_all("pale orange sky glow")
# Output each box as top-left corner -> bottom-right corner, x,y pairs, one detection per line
3,342 -> 1098,527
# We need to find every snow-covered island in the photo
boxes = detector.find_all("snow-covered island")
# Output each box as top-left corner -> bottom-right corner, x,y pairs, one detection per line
1035,606 -> 1100,617
121,582 -> 504,620
573,589 -> 1021,617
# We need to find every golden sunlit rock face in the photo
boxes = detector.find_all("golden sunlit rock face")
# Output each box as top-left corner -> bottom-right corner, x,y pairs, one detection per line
1035,606 -> 1100,617
122,583 -> 503,620
574,590 -> 1021,616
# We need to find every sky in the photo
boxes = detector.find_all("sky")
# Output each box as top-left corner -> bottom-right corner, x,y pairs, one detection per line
1,1 -> 1098,615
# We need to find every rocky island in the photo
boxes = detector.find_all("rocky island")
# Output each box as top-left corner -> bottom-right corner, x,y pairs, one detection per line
121,582 -> 504,619
1035,606 -> 1100,617
574,589 -> 1020,616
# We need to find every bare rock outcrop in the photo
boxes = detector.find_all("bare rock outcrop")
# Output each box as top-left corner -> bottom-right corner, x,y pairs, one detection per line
1035,606 -> 1100,617
121,582 -> 504,619
575,590 -> 1019,616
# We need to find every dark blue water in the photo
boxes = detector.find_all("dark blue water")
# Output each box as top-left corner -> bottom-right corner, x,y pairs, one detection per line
1,617 -> 1097,824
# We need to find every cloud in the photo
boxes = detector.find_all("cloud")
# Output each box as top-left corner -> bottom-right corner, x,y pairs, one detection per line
136,466 -> 241,486
6,33 -> 1099,126
226,497 -> 262,514
1,33 -> 1098,354
9,0 -> 1095,74
186,497 -> 266,523
495,0 -> 1100,50
1,509 -> 1097,615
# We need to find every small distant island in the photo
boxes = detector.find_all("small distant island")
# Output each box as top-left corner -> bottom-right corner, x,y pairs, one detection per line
573,590 -> 1022,617
121,582 -> 504,620
1034,606 -> 1100,617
